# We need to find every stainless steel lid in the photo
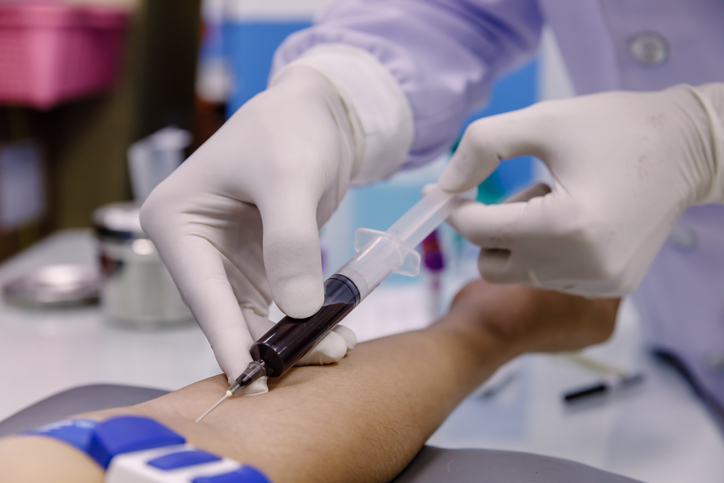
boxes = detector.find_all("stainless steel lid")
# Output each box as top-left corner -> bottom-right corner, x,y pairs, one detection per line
3,264 -> 101,308
93,202 -> 147,242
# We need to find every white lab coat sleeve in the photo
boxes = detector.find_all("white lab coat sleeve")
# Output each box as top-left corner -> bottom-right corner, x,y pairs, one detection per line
693,83 -> 724,203
271,0 -> 544,184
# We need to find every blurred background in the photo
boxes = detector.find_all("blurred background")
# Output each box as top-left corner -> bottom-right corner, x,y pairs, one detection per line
0,0 -> 199,258
2,5 -> 724,483
0,0 -> 573,266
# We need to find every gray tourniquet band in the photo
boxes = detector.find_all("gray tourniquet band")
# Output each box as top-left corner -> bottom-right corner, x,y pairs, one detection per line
392,445 -> 643,483
0,384 -> 167,438
0,385 -> 643,483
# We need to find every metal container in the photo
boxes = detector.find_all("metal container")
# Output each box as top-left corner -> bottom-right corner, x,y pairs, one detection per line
3,264 -> 100,309
93,202 -> 192,327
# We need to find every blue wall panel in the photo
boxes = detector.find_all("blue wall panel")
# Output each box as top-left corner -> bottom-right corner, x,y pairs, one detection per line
224,21 -> 312,116
461,59 -> 539,202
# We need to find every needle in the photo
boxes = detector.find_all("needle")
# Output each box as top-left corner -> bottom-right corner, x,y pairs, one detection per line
195,390 -> 232,423
195,361 -> 266,423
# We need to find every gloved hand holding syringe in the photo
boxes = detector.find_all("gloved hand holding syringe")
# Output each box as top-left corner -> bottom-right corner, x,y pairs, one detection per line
196,185 -> 477,422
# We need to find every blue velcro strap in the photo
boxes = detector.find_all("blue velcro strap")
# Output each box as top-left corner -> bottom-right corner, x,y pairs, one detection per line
192,466 -> 270,483
148,449 -> 222,470
24,419 -> 98,454
88,416 -> 186,469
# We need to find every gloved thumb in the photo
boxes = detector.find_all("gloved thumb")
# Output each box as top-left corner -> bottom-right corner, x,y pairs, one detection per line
256,192 -> 325,319
439,109 -> 546,193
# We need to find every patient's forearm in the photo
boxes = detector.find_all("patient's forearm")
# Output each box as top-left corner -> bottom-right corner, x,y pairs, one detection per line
0,435 -> 103,483
0,313 -> 510,483
102,313 -> 510,483
0,282 -> 617,483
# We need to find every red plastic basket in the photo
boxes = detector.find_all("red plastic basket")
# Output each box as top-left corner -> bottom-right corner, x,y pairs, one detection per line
0,2 -> 129,109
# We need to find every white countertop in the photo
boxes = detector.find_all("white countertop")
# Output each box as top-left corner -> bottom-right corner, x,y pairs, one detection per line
1,230 -> 723,483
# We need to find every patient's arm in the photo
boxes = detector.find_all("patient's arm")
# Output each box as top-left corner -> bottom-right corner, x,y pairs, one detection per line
0,281 -> 619,483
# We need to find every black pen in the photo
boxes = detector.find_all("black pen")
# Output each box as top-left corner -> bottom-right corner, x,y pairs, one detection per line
563,373 -> 645,404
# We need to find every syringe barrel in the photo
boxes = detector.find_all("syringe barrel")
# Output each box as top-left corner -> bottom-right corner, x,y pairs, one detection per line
335,235 -> 407,300
337,187 -> 477,300
387,187 -> 468,249
250,274 -> 360,377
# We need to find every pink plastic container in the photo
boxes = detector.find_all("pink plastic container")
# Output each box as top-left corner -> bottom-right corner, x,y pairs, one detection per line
0,2 -> 129,109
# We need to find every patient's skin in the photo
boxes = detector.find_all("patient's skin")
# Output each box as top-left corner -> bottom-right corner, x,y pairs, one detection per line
0,281 -> 619,483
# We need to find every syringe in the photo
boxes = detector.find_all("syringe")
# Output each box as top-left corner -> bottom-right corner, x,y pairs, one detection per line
195,186 -> 477,422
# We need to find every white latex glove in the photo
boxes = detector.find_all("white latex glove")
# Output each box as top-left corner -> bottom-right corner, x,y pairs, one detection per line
440,84 -> 724,297
140,66 -> 364,392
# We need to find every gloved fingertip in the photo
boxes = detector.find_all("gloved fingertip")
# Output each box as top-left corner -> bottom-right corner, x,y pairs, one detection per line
421,183 -> 437,197
262,204 -> 325,319
221,357 -> 253,386
214,331 -> 256,386
297,331 -> 347,366
224,359 -> 250,386
275,279 -> 324,319
241,376 -> 269,397
478,251 -> 512,279
333,325 -> 357,351
443,199 -> 477,234
437,167 -> 468,193
477,251 -> 528,285
319,332 -> 347,362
